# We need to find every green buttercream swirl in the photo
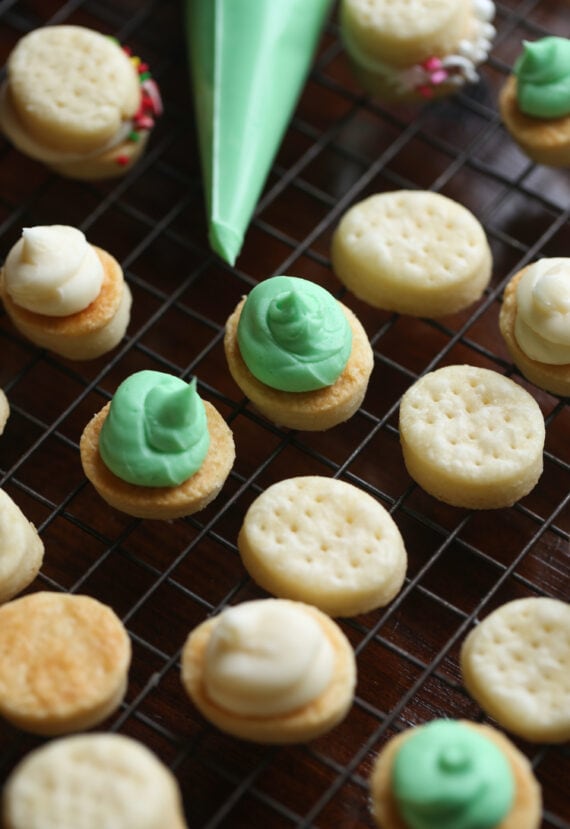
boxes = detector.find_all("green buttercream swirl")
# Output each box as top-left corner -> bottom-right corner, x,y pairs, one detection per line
392,720 -> 515,829
99,370 -> 210,487
237,275 -> 352,392
515,37 -> 570,118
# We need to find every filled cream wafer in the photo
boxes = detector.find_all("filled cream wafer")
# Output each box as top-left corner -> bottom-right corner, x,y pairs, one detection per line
0,489 -> 44,604
0,25 -> 162,179
460,597 -> 570,743
340,0 -> 496,102
369,719 -> 541,829
0,591 -> 131,735
1,225 -> 132,360
2,733 -> 188,829
331,191 -> 492,318
181,598 -> 356,743
499,260 -> 570,397
237,476 -> 407,617
398,365 -> 545,509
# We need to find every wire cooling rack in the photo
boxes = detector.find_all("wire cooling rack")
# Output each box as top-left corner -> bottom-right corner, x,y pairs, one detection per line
0,1 -> 568,827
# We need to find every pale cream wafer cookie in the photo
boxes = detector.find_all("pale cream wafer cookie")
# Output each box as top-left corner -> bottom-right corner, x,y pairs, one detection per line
237,476 -> 407,617
460,597 -> 570,743
340,0 -> 496,102
0,591 -> 131,735
0,25 -> 162,179
369,720 -> 541,829
1,226 -> 132,360
0,389 -> 9,434
0,489 -> 44,604
2,733 -> 188,829
331,191 -> 492,318
181,598 -> 356,743
398,365 -> 545,509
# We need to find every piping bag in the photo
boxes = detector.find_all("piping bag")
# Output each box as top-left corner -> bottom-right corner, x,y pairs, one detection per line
186,0 -> 333,266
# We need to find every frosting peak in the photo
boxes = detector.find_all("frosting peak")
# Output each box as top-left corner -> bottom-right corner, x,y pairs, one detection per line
203,600 -> 334,716
393,720 -> 515,829
99,371 -> 210,487
3,225 -> 103,316
237,275 -> 352,392
514,258 -> 570,365
515,37 -> 570,119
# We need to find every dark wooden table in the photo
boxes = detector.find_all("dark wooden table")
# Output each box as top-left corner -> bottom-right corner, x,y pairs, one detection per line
0,1 -> 568,827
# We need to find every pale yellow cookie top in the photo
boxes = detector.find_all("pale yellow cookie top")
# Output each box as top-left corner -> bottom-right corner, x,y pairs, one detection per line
461,597 -> 570,742
2,733 -> 186,829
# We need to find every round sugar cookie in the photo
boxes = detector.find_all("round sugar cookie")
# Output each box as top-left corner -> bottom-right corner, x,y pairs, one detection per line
181,598 -> 356,743
398,365 -> 545,509
369,720 -> 542,829
331,191 -> 492,317
0,489 -> 44,604
460,597 -> 570,743
2,733 -> 188,829
237,476 -> 407,617
0,591 -> 131,735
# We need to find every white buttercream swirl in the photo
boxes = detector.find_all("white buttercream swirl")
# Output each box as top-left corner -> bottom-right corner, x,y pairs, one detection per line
3,225 -> 103,316
514,258 -> 570,365
203,600 -> 334,717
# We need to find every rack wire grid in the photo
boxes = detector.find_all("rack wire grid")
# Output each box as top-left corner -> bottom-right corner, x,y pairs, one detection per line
0,0 -> 568,827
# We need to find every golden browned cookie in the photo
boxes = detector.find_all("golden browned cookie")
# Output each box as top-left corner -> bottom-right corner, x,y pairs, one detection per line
2,733 -> 188,829
181,598 -> 356,744
499,266 -> 570,397
1,246 -> 132,360
80,400 -> 235,520
0,591 -> 131,735
0,489 -> 44,604
499,75 -> 570,167
224,299 -> 373,431
370,721 -> 542,829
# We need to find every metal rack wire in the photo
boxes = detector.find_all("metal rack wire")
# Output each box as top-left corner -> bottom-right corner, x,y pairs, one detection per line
0,1 -> 568,827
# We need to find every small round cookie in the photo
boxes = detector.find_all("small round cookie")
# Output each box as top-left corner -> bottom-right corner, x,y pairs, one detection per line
0,25 -> 162,179
0,489 -> 44,604
369,719 -> 541,829
460,597 -> 570,743
499,259 -> 570,397
0,591 -> 131,735
80,370 -> 235,520
237,476 -> 407,617
398,365 -> 545,509
1,225 -> 132,360
2,733 -> 188,829
331,191 -> 492,318
224,275 -> 374,431
181,598 -> 356,743
0,389 -> 9,435
499,38 -> 570,168
340,0 -> 496,102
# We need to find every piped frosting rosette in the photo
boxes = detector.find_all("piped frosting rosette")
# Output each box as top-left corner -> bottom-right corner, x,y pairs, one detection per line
98,370 -> 210,487
236,275 -> 353,393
